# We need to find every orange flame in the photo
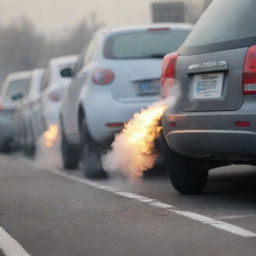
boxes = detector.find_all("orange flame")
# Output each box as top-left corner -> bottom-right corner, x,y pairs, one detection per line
102,85 -> 180,179
43,125 -> 59,148
102,100 -> 168,179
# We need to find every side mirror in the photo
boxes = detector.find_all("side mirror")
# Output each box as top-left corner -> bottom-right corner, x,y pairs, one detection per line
60,67 -> 73,78
11,92 -> 23,101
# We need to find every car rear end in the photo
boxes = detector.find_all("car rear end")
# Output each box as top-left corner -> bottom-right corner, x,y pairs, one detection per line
42,56 -> 77,127
85,25 -> 192,143
162,0 -> 256,163
0,72 -> 31,151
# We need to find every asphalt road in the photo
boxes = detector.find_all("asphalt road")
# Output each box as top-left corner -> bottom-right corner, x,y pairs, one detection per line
0,154 -> 256,255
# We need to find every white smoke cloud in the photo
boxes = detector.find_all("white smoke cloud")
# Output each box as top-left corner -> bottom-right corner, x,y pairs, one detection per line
102,85 -> 180,179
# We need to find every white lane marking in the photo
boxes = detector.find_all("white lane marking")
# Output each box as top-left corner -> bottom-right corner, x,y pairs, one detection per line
0,227 -> 31,256
172,210 -> 256,238
218,214 -> 256,220
115,192 -> 154,202
150,201 -> 174,209
50,169 -> 256,238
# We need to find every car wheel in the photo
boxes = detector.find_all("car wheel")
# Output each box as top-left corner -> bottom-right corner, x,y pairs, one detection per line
24,124 -> 36,158
80,119 -> 107,179
61,131 -> 80,170
161,134 -> 208,194
0,140 -> 12,154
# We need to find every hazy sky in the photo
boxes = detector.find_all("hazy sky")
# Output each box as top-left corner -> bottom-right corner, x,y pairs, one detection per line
0,0 -> 172,35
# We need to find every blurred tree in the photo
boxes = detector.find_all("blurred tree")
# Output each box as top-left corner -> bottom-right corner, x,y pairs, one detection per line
0,15 -> 103,85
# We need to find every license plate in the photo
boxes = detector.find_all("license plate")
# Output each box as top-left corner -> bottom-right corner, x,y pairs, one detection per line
137,80 -> 160,95
192,73 -> 224,100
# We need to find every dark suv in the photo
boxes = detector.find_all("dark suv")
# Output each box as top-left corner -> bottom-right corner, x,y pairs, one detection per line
161,0 -> 256,194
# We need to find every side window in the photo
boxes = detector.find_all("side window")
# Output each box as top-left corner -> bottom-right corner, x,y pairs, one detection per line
84,38 -> 96,65
73,37 -> 97,76
73,48 -> 86,75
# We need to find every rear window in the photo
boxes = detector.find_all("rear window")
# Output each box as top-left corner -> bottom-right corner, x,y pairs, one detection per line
104,30 -> 190,59
4,78 -> 30,103
180,0 -> 256,55
59,63 -> 75,79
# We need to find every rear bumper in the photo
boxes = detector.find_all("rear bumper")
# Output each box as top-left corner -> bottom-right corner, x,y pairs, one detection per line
86,100 -> 156,143
162,111 -> 256,161
167,130 -> 256,160
43,102 -> 61,126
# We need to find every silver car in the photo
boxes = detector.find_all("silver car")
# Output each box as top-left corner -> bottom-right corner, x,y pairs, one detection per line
15,69 -> 44,156
161,0 -> 256,194
0,71 -> 31,152
60,24 -> 192,178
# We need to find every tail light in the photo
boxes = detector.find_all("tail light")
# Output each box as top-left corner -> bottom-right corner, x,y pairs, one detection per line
243,45 -> 256,94
92,68 -> 114,85
48,88 -> 63,102
0,103 -> 3,112
160,52 -> 178,98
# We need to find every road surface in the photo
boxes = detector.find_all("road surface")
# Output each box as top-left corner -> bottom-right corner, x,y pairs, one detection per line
0,154 -> 256,255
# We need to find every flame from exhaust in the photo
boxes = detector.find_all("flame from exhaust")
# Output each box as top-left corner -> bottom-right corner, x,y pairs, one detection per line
43,125 -> 59,148
102,85 -> 179,179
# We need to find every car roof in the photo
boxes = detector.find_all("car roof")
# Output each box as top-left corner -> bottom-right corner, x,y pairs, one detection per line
49,55 -> 78,67
96,23 -> 193,37
6,70 -> 32,81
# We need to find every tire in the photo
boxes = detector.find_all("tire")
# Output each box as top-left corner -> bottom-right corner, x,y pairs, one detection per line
0,140 -> 12,154
61,131 -> 80,170
23,123 -> 36,158
161,134 -> 208,194
80,119 -> 107,179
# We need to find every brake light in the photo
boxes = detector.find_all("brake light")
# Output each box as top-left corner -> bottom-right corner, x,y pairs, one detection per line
160,52 -> 178,98
48,88 -> 63,102
92,68 -> 114,85
0,103 -> 3,111
243,45 -> 256,94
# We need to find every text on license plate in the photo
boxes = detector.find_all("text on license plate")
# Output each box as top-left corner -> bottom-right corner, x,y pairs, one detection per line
138,80 -> 160,95
192,73 -> 224,99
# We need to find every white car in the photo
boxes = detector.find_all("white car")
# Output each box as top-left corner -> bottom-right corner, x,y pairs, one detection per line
0,71 -> 31,152
38,55 -> 78,128
60,24 -> 192,178
14,69 -> 45,156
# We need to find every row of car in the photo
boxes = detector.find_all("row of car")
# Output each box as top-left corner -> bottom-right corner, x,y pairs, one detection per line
1,1 -> 253,195
0,23 -> 192,177
0,56 -> 77,154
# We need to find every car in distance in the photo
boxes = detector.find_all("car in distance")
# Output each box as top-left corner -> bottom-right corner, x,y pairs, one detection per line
0,71 -> 31,152
161,0 -> 256,194
60,24 -> 192,178
38,55 -> 78,129
14,69 -> 44,156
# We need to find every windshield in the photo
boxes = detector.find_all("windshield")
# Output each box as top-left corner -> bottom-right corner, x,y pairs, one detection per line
181,0 -> 256,54
104,30 -> 190,59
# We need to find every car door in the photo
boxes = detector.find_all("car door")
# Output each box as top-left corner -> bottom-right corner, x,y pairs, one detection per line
63,38 -> 97,136
62,48 -> 86,136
